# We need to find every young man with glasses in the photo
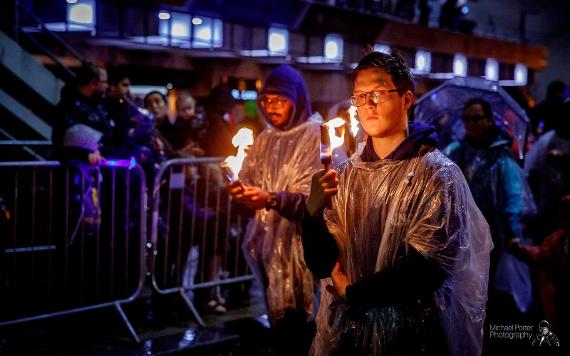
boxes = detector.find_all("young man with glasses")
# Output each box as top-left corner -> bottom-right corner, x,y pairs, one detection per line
228,64 -> 322,355
301,51 -> 492,356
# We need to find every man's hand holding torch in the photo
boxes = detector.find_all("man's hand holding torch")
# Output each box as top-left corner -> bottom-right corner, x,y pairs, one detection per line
306,168 -> 338,217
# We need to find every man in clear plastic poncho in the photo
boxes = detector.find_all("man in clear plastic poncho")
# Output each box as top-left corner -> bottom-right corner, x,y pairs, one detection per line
301,51 -> 493,356
229,64 -> 321,354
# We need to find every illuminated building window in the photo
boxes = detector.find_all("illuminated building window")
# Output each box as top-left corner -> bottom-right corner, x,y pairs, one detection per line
453,54 -> 467,77
415,50 -> 431,74
192,16 -> 223,48
268,27 -> 288,55
324,34 -> 343,62
67,0 -> 95,27
485,58 -> 499,81
514,64 -> 527,85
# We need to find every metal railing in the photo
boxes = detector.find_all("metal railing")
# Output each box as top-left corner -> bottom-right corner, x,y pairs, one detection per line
0,160 -> 147,342
149,157 -> 255,326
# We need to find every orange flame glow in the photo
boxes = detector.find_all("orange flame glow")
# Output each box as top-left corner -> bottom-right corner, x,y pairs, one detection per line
223,128 -> 254,180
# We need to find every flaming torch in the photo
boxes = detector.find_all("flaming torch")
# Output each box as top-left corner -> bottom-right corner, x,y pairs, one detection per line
346,105 -> 359,156
320,117 -> 346,170
220,128 -> 254,188
320,118 -> 346,208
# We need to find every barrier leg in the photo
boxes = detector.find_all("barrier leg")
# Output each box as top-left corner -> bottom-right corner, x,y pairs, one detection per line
179,289 -> 205,327
114,302 -> 140,343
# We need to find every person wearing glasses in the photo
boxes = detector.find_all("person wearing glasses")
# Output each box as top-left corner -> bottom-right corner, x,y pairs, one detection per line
301,51 -> 492,356
443,98 -> 537,351
228,64 -> 322,355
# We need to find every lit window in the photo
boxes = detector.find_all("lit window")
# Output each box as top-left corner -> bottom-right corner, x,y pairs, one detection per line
192,17 -> 223,48
67,0 -> 95,26
159,12 -> 190,40
415,50 -> 431,73
324,34 -> 343,62
453,54 -> 467,77
268,27 -> 288,55
515,64 -> 527,85
485,58 -> 498,81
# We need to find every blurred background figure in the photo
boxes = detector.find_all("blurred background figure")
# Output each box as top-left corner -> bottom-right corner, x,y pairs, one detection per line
443,98 -> 536,327
201,85 -> 239,158
169,92 -> 206,157
52,62 -> 111,164
524,100 -> 570,241
510,194 -> 570,351
530,80 -> 569,137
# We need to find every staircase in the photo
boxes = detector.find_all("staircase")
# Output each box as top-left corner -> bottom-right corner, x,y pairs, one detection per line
0,1 -> 86,161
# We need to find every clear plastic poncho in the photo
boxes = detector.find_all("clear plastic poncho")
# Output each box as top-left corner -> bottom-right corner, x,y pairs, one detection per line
312,147 -> 493,356
239,113 -> 322,323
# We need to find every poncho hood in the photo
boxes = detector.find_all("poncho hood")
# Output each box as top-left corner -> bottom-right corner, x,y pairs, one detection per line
259,64 -> 312,131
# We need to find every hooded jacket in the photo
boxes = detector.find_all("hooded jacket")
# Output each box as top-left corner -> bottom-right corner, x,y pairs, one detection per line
238,64 -> 321,323
302,121 -> 492,356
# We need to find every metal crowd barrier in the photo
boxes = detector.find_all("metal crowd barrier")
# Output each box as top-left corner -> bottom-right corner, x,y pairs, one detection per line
0,160 -> 147,342
149,157 -> 255,326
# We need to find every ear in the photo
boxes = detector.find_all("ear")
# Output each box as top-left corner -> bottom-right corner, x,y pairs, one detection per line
401,90 -> 414,111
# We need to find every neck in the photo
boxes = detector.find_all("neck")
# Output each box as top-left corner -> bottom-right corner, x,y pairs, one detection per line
371,129 -> 407,159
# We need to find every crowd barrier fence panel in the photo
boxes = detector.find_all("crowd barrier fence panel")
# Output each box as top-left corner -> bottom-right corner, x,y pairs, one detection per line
0,160 -> 147,342
149,157 -> 255,326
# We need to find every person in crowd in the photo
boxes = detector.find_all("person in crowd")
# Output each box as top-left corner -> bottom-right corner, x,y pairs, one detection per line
531,80 -> 569,137
510,194 -> 570,350
200,85 -> 239,158
524,100 -> 570,241
169,92 -> 206,157
438,0 -> 461,31
301,50 -> 492,356
143,91 -> 176,161
442,99 -> 536,344
394,0 -> 416,21
228,64 -> 322,355
232,100 -> 265,139
52,62 -> 112,164
418,0 -> 432,26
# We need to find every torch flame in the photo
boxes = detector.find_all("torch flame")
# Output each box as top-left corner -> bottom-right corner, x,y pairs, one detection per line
224,128 -> 254,180
325,117 -> 346,150
348,105 -> 359,137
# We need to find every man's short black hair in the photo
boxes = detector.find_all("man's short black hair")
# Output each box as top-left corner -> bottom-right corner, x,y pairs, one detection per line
546,80 -> 568,98
352,50 -> 414,95
75,62 -> 102,87
464,97 -> 493,119
107,66 -> 129,86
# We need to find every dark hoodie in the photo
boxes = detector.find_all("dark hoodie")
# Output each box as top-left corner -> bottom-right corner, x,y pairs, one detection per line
202,85 -> 237,157
301,121 -> 446,308
259,64 -> 312,131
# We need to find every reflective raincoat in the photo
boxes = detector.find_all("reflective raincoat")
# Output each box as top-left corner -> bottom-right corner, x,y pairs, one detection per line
443,129 -> 536,313
311,134 -> 492,355
239,64 -> 322,323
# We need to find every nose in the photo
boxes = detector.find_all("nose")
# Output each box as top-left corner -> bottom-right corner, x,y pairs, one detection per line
365,93 -> 377,107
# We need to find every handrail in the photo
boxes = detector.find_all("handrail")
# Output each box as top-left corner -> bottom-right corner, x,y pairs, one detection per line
16,2 -> 84,64
0,140 -> 52,145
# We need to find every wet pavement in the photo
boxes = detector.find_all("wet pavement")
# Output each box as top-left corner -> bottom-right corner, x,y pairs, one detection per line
0,294 -> 278,355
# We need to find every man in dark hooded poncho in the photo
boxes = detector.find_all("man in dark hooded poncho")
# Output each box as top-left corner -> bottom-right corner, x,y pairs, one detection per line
229,64 -> 322,354
301,51 -> 493,356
